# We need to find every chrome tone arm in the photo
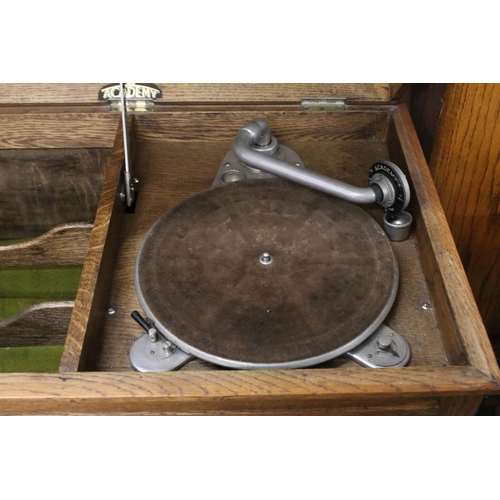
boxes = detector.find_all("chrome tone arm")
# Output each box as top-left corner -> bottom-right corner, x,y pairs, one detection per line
233,119 -> 378,205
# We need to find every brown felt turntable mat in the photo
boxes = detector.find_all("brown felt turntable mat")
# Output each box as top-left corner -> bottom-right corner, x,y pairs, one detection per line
135,178 -> 398,368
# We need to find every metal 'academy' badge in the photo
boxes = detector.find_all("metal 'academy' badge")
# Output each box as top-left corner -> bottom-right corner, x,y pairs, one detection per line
99,83 -> 162,101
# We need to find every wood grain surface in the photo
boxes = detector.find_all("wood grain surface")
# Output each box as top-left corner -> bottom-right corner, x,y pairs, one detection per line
409,83 -> 448,161
385,119 -> 467,366
391,105 -> 500,381
429,84 -> 500,357
0,301 -> 73,347
94,110 -> 448,372
0,113 -> 118,149
438,395 -> 484,416
133,110 -> 391,142
0,148 -> 110,239
390,84 -> 410,101
59,117 -> 133,372
0,84 -> 391,105
0,223 -> 92,267
0,366 -> 496,415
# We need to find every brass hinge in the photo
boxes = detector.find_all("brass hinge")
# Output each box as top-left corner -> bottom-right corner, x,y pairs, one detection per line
301,98 -> 346,111
99,83 -> 161,113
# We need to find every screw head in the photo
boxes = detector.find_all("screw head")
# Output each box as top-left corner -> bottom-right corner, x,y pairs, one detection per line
225,162 -> 231,168
132,177 -> 139,184
148,328 -> 158,343
107,307 -> 115,315
421,302 -> 433,310
259,252 -> 273,265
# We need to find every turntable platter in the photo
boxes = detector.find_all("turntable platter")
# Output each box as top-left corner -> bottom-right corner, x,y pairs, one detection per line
135,178 -> 398,369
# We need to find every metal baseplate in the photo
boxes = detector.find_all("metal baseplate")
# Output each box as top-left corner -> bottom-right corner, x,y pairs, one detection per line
213,144 -> 306,187
344,324 -> 411,368
129,333 -> 194,372
129,311 -> 411,372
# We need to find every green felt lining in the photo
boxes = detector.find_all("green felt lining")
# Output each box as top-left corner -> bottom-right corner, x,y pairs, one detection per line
0,346 -> 63,373
0,266 -> 83,299
0,261 -> 82,372
0,298 -> 46,322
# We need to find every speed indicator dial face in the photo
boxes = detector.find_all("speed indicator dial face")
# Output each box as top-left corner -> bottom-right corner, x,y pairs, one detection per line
369,161 -> 411,215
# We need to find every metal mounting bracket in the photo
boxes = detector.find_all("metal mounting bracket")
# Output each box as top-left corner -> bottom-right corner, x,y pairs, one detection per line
344,324 -> 411,368
129,333 -> 195,372
213,144 -> 306,187
129,311 -> 195,372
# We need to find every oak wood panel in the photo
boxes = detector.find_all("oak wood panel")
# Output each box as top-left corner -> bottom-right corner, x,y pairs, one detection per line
2,402 -> 440,416
391,105 -> 500,381
0,113 -> 118,149
409,83 -> 448,161
0,223 -> 92,267
0,367 -> 496,415
438,395 -> 484,416
0,84 -> 391,105
413,214 -> 467,366
59,118 -> 131,372
386,119 -> 466,366
0,301 -> 73,347
153,84 -> 392,104
134,110 -> 391,142
95,118 -> 447,371
24,405 -> 439,416
390,84 -> 410,101
0,148 -> 110,239
429,84 -> 500,356
0,105 -> 112,115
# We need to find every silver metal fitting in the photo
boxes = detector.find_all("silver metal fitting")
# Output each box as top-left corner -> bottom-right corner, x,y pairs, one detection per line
233,119 -> 378,205
148,327 -> 158,343
259,252 -> 273,265
345,324 -> 411,368
383,211 -> 413,241
377,332 -> 393,350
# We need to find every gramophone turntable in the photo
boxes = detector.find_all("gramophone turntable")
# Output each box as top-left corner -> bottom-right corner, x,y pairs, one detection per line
128,118 -> 412,372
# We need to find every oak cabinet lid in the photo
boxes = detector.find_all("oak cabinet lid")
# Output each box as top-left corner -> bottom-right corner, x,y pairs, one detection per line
0,83 -> 403,106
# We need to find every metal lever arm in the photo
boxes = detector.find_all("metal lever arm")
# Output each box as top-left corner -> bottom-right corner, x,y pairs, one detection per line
120,82 -> 135,207
129,310 -> 195,372
233,119 -> 378,205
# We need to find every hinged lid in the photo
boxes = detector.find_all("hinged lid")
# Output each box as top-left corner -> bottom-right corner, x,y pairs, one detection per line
0,84 -> 405,107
